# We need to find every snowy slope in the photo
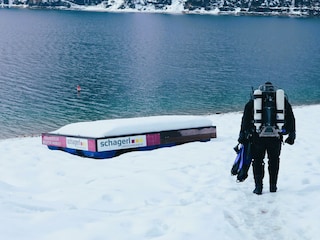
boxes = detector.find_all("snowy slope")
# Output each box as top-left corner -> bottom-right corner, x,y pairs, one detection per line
0,105 -> 319,239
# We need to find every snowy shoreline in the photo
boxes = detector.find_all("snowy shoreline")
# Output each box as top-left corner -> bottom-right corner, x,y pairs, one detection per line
2,3 -> 320,17
1,103 -> 318,141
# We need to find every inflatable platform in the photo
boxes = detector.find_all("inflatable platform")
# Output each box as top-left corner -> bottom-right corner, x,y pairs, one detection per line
42,115 -> 217,159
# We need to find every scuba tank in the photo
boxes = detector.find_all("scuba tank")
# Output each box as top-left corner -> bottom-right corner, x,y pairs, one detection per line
262,91 -> 276,128
276,89 -> 285,131
253,89 -> 262,131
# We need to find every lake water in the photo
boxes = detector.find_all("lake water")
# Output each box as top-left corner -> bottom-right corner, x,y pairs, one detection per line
0,8 -> 319,139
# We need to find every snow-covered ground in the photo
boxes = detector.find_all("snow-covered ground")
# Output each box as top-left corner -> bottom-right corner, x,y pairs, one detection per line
0,104 -> 319,239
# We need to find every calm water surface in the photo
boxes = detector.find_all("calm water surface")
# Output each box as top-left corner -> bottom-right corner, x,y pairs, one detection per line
0,9 -> 319,138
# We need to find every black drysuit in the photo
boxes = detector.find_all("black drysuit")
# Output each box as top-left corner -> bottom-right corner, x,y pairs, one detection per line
239,97 -> 296,191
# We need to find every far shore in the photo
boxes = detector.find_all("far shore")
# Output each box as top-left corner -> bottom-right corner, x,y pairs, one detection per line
1,3 -> 320,18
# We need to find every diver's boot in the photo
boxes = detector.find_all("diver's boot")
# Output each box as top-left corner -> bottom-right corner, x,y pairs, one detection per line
253,185 -> 263,195
269,173 -> 278,192
253,175 -> 263,195
270,185 -> 277,193
269,165 -> 278,193
252,161 -> 265,195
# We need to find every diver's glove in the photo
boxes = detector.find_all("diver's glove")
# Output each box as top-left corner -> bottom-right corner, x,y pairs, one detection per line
238,132 -> 247,144
285,132 -> 296,145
